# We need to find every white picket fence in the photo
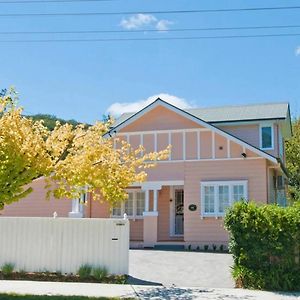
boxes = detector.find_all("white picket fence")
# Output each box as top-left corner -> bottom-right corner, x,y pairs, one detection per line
0,217 -> 129,274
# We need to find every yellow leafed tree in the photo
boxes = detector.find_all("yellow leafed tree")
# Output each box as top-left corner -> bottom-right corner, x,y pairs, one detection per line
0,89 -> 169,209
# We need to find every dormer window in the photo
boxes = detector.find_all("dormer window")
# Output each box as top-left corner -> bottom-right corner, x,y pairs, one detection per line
260,124 -> 274,150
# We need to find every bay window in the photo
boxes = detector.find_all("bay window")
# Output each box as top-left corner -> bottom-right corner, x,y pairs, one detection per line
112,190 -> 145,218
201,181 -> 248,217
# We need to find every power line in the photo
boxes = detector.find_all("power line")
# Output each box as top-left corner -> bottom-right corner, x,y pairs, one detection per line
0,0 -> 116,3
0,6 -> 300,17
0,24 -> 300,35
1,32 -> 300,42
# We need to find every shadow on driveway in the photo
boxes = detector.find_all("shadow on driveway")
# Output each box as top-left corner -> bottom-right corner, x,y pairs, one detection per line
129,249 -> 234,288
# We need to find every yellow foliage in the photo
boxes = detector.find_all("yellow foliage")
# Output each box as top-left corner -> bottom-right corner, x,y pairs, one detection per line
0,89 -> 170,209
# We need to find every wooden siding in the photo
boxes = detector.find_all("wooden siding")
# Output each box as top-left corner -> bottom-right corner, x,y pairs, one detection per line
0,178 -> 71,218
157,186 -> 171,241
220,124 -> 279,158
184,159 -> 268,244
119,105 -> 204,132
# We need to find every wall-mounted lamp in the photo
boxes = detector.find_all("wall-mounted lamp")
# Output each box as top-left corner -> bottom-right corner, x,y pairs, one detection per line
241,152 -> 247,158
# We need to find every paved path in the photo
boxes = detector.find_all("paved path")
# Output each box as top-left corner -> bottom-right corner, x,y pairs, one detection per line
0,280 -> 299,300
129,249 -> 234,288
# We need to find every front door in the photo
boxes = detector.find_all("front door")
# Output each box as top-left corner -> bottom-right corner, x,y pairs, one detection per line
174,188 -> 184,235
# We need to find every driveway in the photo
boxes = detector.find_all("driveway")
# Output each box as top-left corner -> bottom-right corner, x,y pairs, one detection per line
129,249 -> 234,288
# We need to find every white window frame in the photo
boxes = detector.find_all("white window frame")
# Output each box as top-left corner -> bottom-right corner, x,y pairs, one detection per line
259,123 -> 274,150
111,189 -> 145,219
200,180 -> 248,217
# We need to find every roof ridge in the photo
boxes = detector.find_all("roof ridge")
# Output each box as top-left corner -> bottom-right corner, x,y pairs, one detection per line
115,101 -> 289,117
186,101 -> 289,111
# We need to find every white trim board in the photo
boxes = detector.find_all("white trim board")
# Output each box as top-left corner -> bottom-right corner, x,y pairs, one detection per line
105,98 -> 278,164
131,180 -> 185,188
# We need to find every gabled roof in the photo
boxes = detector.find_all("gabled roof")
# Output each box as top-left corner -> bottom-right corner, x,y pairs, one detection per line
105,98 -> 279,164
113,102 -> 289,127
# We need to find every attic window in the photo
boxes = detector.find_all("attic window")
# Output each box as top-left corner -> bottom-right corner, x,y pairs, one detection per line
260,125 -> 274,150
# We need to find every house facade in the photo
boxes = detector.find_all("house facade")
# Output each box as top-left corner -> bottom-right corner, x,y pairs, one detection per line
1,99 -> 291,248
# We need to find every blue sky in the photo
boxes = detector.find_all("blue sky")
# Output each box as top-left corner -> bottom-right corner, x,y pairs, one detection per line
0,0 -> 300,123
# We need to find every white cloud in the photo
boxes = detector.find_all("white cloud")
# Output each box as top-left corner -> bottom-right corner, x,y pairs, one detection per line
156,20 -> 173,31
296,46 -> 300,56
120,14 -> 157,30
107,93 -> 193,116
120,14 -> 173,31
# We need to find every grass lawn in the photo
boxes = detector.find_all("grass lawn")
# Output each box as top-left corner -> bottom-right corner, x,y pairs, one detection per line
0,294 -> 123,300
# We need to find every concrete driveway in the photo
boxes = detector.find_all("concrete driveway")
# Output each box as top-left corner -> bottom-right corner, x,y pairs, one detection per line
129,249 -> 234,288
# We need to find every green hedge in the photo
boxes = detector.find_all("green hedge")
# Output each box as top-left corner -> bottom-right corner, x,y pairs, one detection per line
224,201 -> 300,291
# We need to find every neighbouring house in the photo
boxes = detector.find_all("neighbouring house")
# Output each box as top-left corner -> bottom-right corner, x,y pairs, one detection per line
0,98 -> 292,248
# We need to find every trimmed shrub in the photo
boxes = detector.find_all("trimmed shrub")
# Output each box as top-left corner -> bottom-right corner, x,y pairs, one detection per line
1,263 -> 14,276
224,201 -> 300,291
77,264 -> 92,279
92,266 -> 108,281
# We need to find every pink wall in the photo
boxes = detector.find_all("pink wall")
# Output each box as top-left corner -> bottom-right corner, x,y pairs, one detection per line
116,129 -> 260,162
120,105 -> 204,132
220,124 -> 279,158
157,186 -> 171,241
0,178 -> 72,217
186,132 -> 198,159
184,159 -> 268,244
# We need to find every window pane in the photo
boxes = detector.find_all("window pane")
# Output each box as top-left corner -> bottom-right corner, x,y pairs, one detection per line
112,202 -> 122,217
261,126 -> 272,149
218,185 -> 229,213
124,193 -> 134,216
204,186 -> 215,213
233,185 -> 244,202
136,191 -> 145,216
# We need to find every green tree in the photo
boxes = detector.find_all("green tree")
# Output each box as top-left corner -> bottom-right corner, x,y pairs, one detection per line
285,117 -> 300,201
27,114 -> 80,131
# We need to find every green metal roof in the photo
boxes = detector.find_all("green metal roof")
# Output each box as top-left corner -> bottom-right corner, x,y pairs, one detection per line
112,102 -> 289,127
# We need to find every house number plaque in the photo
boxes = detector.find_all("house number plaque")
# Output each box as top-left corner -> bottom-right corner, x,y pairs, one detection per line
188,204 -> 197,211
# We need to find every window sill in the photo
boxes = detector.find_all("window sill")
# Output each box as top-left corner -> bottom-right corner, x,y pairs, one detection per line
260,147 -> 274,151
111,215 -> 143,220
200,214 -> 225,219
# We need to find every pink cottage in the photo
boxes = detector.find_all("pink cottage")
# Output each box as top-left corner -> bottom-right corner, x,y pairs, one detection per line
1,99 -> 291,248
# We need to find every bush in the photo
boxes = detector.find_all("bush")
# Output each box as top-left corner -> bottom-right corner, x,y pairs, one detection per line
77,264 -> 92,279
204,245 -> 209,251
225,201 -> 300,291
1,263 -> 14,275
92,266 -> 108,281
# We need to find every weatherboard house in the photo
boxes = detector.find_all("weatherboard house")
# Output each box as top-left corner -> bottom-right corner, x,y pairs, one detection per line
1,98 -> 291,248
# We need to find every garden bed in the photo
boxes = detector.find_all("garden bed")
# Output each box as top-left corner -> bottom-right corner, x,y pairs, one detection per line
0,272 -> 127,284
0,294 -> 121,300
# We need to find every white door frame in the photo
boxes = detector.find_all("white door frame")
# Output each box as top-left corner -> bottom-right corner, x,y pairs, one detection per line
169,185 -> 184,237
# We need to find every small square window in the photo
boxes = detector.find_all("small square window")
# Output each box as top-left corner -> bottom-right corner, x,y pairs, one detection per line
261,126 -> 273,149
136,192 -> 145,216
112,202 -> 122,217
124,193 -> 134,216
204,186 -> 215,213
218,185 -> 229,213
